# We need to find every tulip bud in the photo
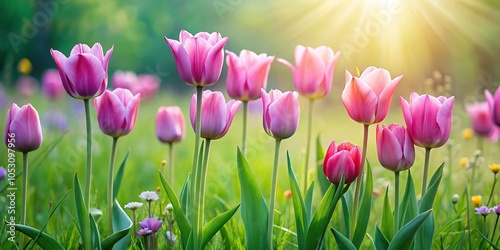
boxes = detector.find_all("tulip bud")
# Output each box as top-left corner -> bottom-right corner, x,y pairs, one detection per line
323,141 -> 362,185
155,106 -> 185,143
376,124 -> 415,172
261,89 -> 300,140
4,103 -> 43,153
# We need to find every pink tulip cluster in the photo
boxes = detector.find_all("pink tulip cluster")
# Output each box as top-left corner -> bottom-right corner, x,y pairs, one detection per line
112,71 -> 160,100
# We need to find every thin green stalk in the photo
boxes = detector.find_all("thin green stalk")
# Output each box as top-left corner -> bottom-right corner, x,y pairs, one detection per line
351,124 -> 369,237
21,152 -> 28,225
493,214 -> 500,245
303,99 -> 314,193
242,101 -> 248,154
83,99 -> 93,211
394,171 -> 400,231
267,139 -> 282,250
421,148 -> 432,196
132,210 -> 137,238
483,216 -> 487,239
169,142 -> 174,187
465,184 -> 472,250
487,173 -> 497,206
168,213 -> 174,249
148,201 -> 152,218
197,138 -> 212,246
107,137 -> 118,234
190,86 -> 203,249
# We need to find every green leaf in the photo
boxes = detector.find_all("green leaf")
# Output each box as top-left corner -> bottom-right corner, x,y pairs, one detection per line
89,213 -> 102,250
353,161 -> 373,248
341,196 -> 351,238
201,204 -> 240,248
14,224 -> 65,250
180,173 -> 191,217
316,135 -> 330,196
399,171 -> 417,226
474,228 -> 500,250
381,187 -> 394,241
304,181 -> 314,223
74,173 -> 91,250
388,210 -> 432,250
102,200 -> 132,250
287,152 -> 308,249
331,227 -> 357,250
374,225 -> 390,250
306,175 -> 346,249
113,150 -> 130,199
236,147 -> 268,249
159,171 -> 191,248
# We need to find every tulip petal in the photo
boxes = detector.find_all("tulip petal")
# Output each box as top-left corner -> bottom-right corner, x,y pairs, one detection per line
247,56 -> 274,99
200,92 -> 227,138
203,37 -> 228,85
341,78 -> 377,124
9,104 -> 42,152
359,66 -> 378,78
409,95 -> 442,147
375,75 -> 403,122
103,45 -> 114,73
165,37 -> 194,84
4,103 -> 20,144
216,100 -> 241,139
123,94 -> 140,135
377,128 -> 403,171
226,50 -> 246,99
50,49 -> 72,94
267,92 -> 300,139
435,96 -> 454,146
294,47 -> 325,95
326,151 -> 356,184
95,91 -> 126,137
64,54 -> 106,98
70,43 -> 91,55
180,30 -> 193,44
89,43 -> 104,62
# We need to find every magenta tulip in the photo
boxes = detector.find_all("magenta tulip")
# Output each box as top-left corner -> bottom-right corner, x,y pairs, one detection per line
94,88 -> 140,138
189,90 -> 240,139
42,69 -> 64,100
466,101 -> 500,141
261,89 -> 300,140
4,103 -> 43,153
156,106 -> 185,143
342,67 -> 403,124
400,93 -> 454,148
376,124 -> 415,172
112,70 -> 137,90
278,45 -> 340,100
165,30 -> 228,87
485,88 -> 500,127
226,49 -> 274,101
323,141 -> 362,185
50,43 -> 113,99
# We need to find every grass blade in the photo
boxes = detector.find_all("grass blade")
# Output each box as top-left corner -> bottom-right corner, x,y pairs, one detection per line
353,161 -> 373,248
287,152 -> 308,249
388,210 -> 432,250
331,227 -> 357,250
113,150 -> 130,199
201,204 -> 240,248
14,224 -> 65,250
74,173 -> 91,250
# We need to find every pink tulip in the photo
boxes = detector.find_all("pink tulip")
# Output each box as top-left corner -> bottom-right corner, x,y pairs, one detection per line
226,49 -> 274,101
400,93 -> 454,148
278,45 -> 340,100
323,141 -> 361,185
50,43 -> 113,99
466,101 -> 500,141
485,88 -> 500,127
261,89 -> 300,140
42,69 -> 65,100
4,103 -> 43,153
376,124 -> 415,172
189,90 -> 240,139
165,30 -> 228,87
112,70 -> 137,90
112,71 -> 160,100
156,106 -> 185,143
16,76 -> 38,98
94,88 -> 140,138
342,67 -> 403,124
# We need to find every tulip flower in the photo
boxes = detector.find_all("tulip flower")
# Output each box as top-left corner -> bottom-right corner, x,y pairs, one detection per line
16,76 -> 38,98
189,90 -> 241,140
486,88 -> 500,127
42,69 -> 64,100
323,141 -> 362,185
261,89 -> 300,140
376,124 -> 415,172
94,88 -> 140,138
4,103 -> 42,153
165,30 -> 228,87
465,102 -> 500,142
156,106 -> 185,144
112,71 -> 159,100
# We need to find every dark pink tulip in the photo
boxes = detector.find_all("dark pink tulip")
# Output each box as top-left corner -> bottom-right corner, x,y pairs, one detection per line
485,89 -> 500,127
226,49 -> 274,101
42,69 -> 64,100
156,106 -> 185,143
466,101 -> 500,141
323,141 -> 361,185
261,89 -> 300,140
342,67 -> 403,124
94,88 -> 140,138
278,45 -> 340,100
50,43 -> 113,99
4,103 -> 42,153
401,93 -> 454,148
189,90 -> 240,139
376,124 -> 415,172
165,30 -> 228,87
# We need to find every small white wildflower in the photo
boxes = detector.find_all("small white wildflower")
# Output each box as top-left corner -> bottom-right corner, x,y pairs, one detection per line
124,202 -> 143,210
166,203 -> 174,212
166,231 -> 177,242
139,191 -> 159,202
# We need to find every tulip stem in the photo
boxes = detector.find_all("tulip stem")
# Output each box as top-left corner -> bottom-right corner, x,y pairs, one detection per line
394,171 -> 400,232
351,124 -> 369,238
303,99 -> 314,193
107,137 -> 118,235
83,99 -> 92,211
421,148 -> 431,197
21,152 -> 28,226
197,138 -> 211,246
242,101 -> 248,154
487,173 -> 497,206
491,214 -> 499,243
268,139 -> 282,250
190,86 -> 203,249
168,142 -> 174,187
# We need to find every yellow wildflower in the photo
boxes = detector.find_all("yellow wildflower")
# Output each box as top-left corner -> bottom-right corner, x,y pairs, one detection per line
462,128 -> 473,140
490,163 -> 500,174
460,157 -> 469,168
18,58 -> 32,75
471,195 -> 482,207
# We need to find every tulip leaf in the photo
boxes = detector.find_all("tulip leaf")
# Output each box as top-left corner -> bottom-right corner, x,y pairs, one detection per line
180,173 -> 191,218
159,171 -> 191,248
306,175 -> 345,249
374,225 -> 390,250
89,213 -> 102,250
201,204 -> 240,248
399,171 -> 417,227
474,228 -> 500,250
304,180 -> 315,223
287,152 -> 308,249
331,227 -> 357,250
13,224 -> 65,250
388,210 -> 432,250
113,150 -> 130,199
103,199 -> 132,250
341,195 -> 351,238
353,161 -> 373,248
74,173 -> 91,250
236,147 -> 268,249
381,187 -> 394,241
316,135 -> 330,196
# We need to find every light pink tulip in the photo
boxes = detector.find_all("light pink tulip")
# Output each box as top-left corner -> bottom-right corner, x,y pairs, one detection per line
16,76 -> 38,98
165,30 -> 228,87
376,124 -> 415,172
190,90 -> 240,139
401,93 -> 454,148
112,70 -> 137,90
42,69 -> 65,100
4,103 -> 43,153
51,43 -> 113,99
323,141 -> 361,185
226,49 -> 274,101
485,88 -> 500,127
112,71 -> 159,100
94,88 -> 140,138
261,89 -> 300,140
466,102 -> 500,141
342,67 -> 403,124
156,106 -> 185,143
